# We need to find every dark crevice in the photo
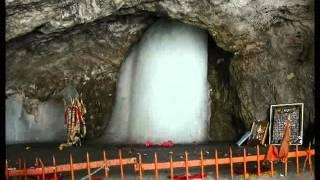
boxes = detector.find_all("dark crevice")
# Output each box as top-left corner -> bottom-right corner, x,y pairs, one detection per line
207,34 -> 246,142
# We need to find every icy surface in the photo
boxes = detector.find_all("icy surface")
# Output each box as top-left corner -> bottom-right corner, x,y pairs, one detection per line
6,94 -> 65,144
103,19 -> 209,144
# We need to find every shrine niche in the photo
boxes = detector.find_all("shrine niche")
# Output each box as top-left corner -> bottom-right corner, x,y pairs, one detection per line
269,103 -> 304,145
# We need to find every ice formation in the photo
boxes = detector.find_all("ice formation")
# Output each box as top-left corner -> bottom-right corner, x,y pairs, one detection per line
103,19 -> 210,144
6,94 -> 65,144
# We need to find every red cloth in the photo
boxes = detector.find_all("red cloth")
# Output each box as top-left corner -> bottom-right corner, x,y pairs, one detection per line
145,141 -> 174,147
159,141 -> 174,147
145,140 -> 153,147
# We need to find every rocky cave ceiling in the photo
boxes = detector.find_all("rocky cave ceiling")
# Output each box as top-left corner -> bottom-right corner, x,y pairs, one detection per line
6,0 -> 315,141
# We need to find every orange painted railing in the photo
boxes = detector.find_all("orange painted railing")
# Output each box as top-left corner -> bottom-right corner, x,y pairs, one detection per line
5,144 -> 315,180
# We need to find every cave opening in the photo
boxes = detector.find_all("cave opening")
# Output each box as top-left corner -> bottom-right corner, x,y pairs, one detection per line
100,18 -> 244,144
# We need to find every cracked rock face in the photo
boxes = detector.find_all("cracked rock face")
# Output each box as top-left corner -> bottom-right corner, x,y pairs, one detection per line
6,0 -> 314,143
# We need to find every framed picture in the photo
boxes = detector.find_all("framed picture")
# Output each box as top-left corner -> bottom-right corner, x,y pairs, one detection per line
247,120 -> 269,145
269,103 -> 304,145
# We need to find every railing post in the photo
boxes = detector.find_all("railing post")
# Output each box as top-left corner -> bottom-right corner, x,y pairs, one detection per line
70,153 -> 75,180
86,152 -> 92,180
170,152 -> 174,180
229,147 -> 234,180
138,153 -> 143,180
295,145 -> 299,175
302,143 -> 313,177
18,159 -> 22,171
23,160 -> 27,180
308,143 -> 313,177
36,158 -> 40,180
215,149 -> 219,180
39,159 -> 45,180
18,159 -> 23,180
154,152 -> 159,180
284,156 -> 288,176
185,152 -> 189,180
200,150 -> 204,180
52,156 -> 58,180
256,145 -> 261,176
103,151 -> 109,180
5,160 -> 9,180
243,148 -> 247,179
119,149 -> 124,180
270,156 -> 274,176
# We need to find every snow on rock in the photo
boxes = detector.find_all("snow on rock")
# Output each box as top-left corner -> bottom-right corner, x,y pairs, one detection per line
6,94 -> 65,144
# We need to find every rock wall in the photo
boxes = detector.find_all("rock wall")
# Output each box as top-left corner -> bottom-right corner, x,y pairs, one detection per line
6,15 -> 155,141
6,0 -> 314,143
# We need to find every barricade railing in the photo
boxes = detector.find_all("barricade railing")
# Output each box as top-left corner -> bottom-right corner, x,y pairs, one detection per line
5,144 -> 315,180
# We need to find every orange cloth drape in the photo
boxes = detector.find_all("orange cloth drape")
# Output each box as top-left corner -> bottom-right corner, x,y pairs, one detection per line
279,119 -> 291,162
265,114 -> 291,162
265,144 -> 279,161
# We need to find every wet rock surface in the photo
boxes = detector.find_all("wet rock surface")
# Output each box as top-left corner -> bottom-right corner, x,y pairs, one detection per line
6,0 -> 314,142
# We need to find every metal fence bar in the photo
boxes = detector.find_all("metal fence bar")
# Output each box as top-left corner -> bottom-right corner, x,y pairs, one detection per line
256,145 -> 260,176
70,154 -> 75,180
295,145 -> 299,175
36,158 -> 40,180
52,156 -> 58,180
86,152 -> 92,180
307,143 -> 313,177
229,147 -> 234,180
185,152 -> 189,180
23,160 -> 27,180
243,148 -> 247,179
154,152 -> 159,180
284,157 -> 288,176
200,150 -> 204,180
39,159 -> 45,180
302,144 -> 313,177
119,150 -> 124,180
215,149 -> 219,180
5,160 -> 8,180
170,153 -> 174,180
103,151 -> 109,180
138,153 -> 143,180
18,159 -> 22,171
270,159 -> 274,176
18,159 -> 22,180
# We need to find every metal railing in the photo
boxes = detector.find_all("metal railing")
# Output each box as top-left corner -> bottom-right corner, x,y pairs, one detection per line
5,144 -> 315,180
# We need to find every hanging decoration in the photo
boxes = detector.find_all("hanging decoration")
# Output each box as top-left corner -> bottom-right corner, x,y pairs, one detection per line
59,96 -> 86,150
